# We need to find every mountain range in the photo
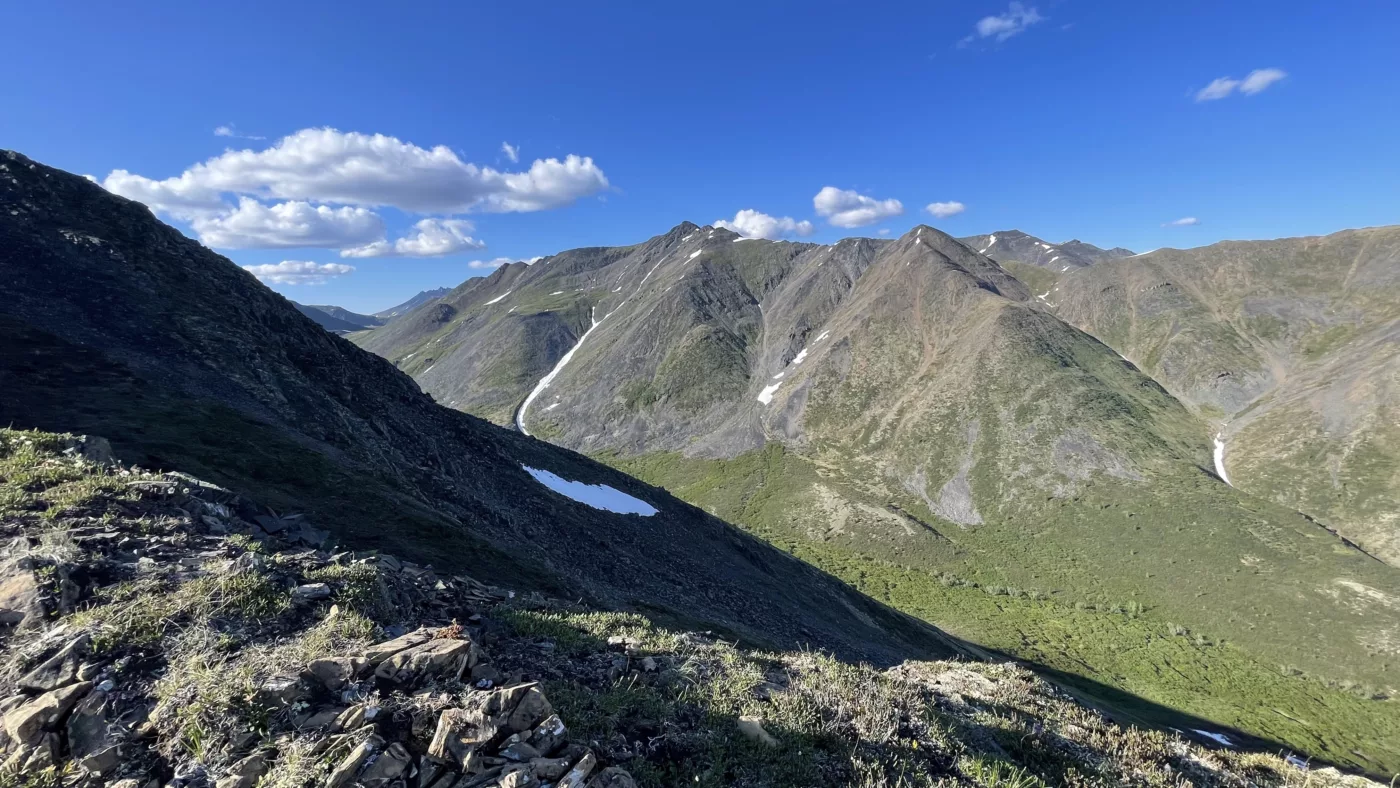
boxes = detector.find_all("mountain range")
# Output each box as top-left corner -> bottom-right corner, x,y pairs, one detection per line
352,219 -> 1400,772
0,150 -> 960,668
3,150 -> 1398,777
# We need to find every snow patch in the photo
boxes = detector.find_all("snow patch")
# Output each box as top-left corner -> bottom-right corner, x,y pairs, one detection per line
544,402 -> 560,411
551,290 -> 563,295
688,249 -> 703,259
1213,433 -> 1232,486
1192,730 -> 1235,748
814,330 -> 831,343
523,465 -> 658,516
791,348 -> 808,365
986,234 -> 997,247
681,233 -> 695,242
484,291 -> 511,305
757,382 -> 782,405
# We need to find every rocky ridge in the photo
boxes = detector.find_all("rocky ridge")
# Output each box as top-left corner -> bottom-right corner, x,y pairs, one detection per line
3,430 -> 1379,787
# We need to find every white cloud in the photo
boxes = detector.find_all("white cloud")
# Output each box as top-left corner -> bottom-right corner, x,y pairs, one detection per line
1163,217 -> 1200,227
242,260 -> 355,285
714,209 -> 815,239
103,127 -> 608,215
341,218 -> 485,258
467,257 -> 515,269
192,198 -> 385,249
1240,67 -> 1287,95
877,228 -> 892,236
925,201 -> 966,219
1196,68 -> 1286,101
102,168 -> 225,219
969,3 -> 1043,42
1195,77 -> 1241,101
501,142 -> 519,163
813,187 -> 904,228
214,124 -> 265,140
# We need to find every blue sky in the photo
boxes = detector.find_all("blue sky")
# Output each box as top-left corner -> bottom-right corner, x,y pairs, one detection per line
5,1 -> 1397,313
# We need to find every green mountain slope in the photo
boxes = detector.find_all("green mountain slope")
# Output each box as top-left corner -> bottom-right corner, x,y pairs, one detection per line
369,221 -> 1400,773
0,149 -> 965,668
1041,228 -> 1400,565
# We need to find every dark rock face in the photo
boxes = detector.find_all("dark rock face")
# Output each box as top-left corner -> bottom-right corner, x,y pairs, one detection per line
0,150 -> 960,666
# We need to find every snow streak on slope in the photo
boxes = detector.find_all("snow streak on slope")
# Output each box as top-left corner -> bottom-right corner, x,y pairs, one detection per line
517,308 -> 605,436
1214,433 -> 1233,486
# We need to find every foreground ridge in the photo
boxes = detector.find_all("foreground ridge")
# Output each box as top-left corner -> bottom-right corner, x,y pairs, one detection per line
0,430 -> 1379,787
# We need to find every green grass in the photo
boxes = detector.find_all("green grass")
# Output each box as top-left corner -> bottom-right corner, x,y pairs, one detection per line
602,446 -> 1400,776
495,603 -> 1343,787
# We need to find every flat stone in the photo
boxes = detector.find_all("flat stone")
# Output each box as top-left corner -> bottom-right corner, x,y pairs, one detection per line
359,741 -> 411,787
362,628 -> 434,666
300,706 -> 345,731
66,689 -> 113,757
527,714 -> 567,756
499,766 -> 540,788
500,739 -> 541,762
308,656 -> 367,690
373,638 -> 477,685
529,757 -> 571,781
292,583 -> 332,602
254,676 -> 305,709
506,685 -> 552,733
62,435 -> 114,466
2,681 -> 92,746
215,748 -> 274,788
327,734 -> 383,788
0,568 -> 44,630
555,750 -> 597,788
79,744 -> 121,775
19,633 -> 90,692
1,731 -> 58,773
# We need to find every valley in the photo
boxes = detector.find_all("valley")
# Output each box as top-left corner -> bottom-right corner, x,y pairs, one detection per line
350,219 -> 1400,775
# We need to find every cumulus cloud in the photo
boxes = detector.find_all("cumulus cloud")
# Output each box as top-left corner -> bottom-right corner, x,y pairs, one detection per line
192,198 -> 385,249
103,127 -> 608,215
242,260 -> 355,285
714,209 -> 815,239
1163,217 -> 1200,227
1196,68 -> 1286,101
341,218 -> 485,258
102,168 -> 225,219
925,201 -> 966,219
967,3 -> 1043,43
813,187 -> 904,228
501,142 -> 519,163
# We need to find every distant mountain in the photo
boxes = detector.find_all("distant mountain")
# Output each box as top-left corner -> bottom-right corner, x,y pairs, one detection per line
957,229 -> 1133,270
353,219 -> 1400,772
1039,227 -> 1400,565
374,287 -> 452,320
0,150 -> 964,666
291,301 -> 383,333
